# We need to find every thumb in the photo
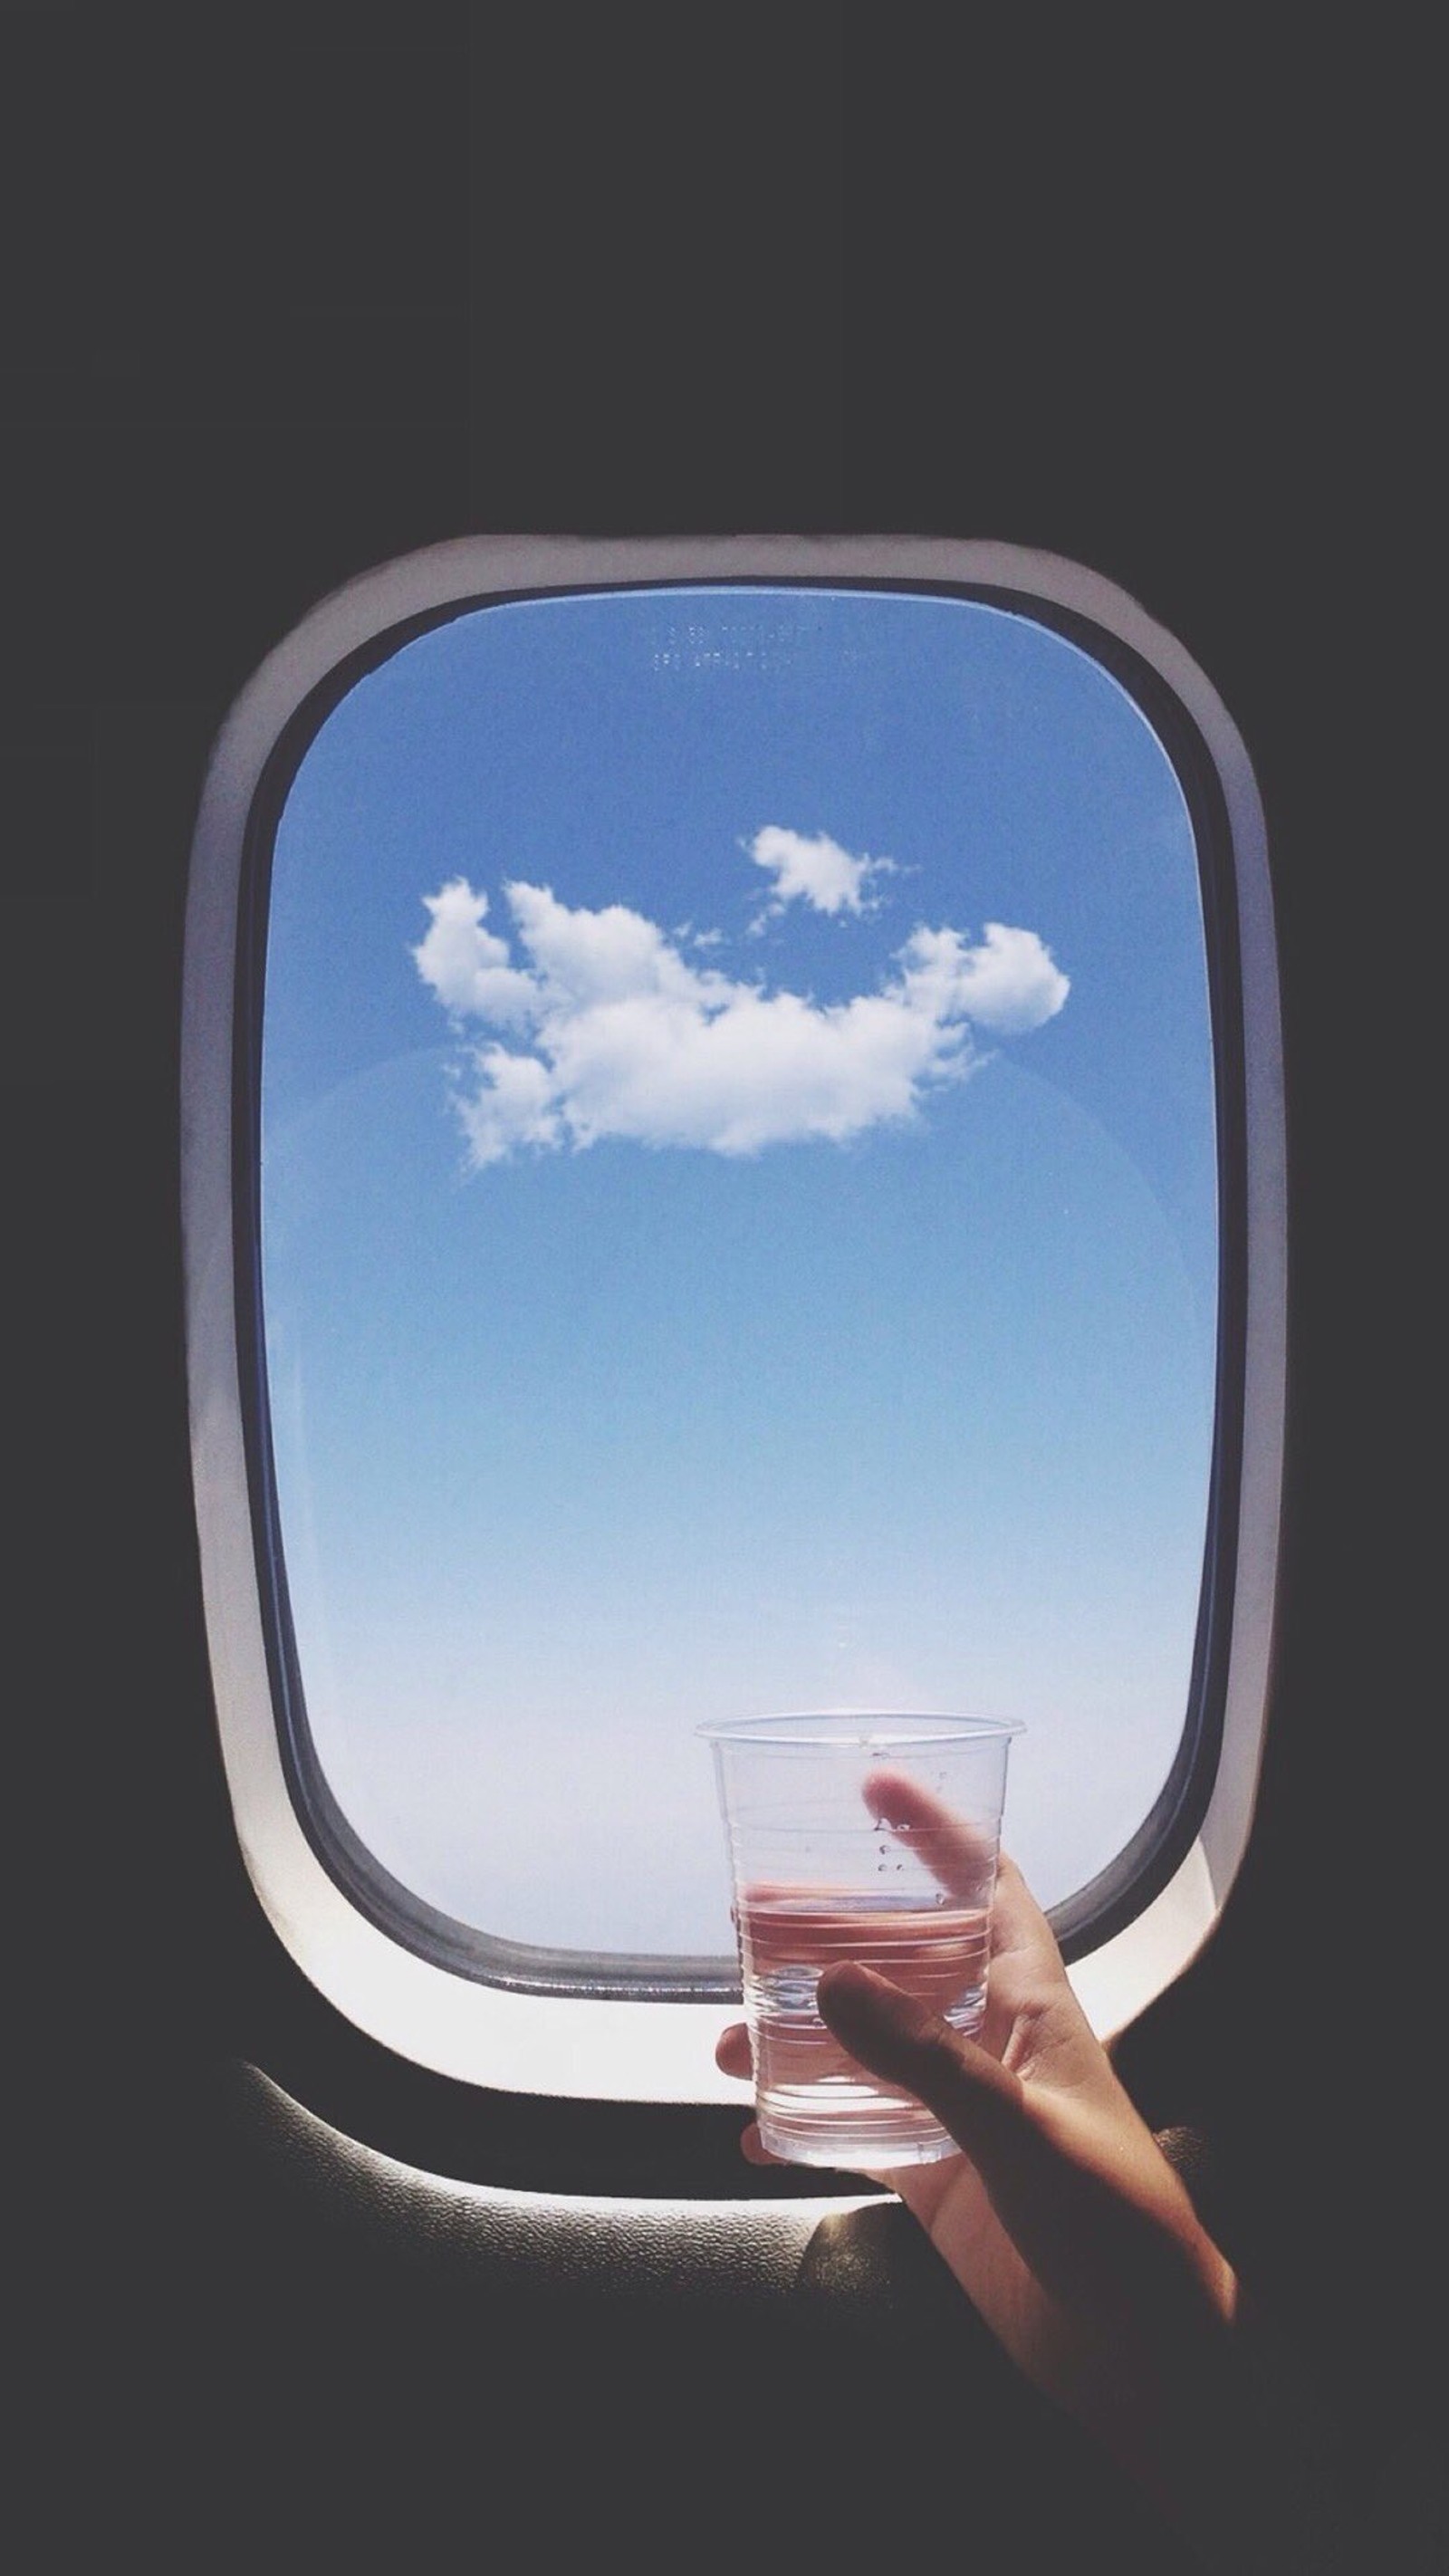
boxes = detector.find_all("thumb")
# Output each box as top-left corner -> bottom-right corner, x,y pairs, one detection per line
816,1960 -> 1030,2171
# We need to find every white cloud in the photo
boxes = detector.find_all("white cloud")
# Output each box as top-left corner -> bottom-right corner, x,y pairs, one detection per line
411,879 -> 539,1027
897,920 -> 1071,1035
748,824 -> 894,918
412,851 -> 1069,1168
454,1043 -> 562,1165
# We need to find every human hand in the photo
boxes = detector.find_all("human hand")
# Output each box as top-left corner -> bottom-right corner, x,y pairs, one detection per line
716,1778 -> 1264,2562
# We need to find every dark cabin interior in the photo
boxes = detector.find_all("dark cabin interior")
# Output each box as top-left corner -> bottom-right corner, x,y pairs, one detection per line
12,9 -> 1441,2569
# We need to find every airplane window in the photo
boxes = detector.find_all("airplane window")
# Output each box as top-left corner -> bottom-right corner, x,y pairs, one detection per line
183,537 -> 1283,2099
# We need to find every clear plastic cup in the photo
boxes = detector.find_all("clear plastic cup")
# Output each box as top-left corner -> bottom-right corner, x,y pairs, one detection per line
699,1711 -> 1022,2168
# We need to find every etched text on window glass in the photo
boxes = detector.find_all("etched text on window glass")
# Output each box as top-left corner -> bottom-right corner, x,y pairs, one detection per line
261,588 -> 1218,1955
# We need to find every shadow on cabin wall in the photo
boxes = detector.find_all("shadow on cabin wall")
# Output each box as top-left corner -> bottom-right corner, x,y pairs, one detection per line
9,7 -> 1441,2568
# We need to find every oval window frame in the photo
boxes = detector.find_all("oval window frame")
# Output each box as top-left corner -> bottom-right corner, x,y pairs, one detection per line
181,533 -> 1284,2100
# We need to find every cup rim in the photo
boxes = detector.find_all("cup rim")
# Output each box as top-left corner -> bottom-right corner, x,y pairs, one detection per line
695,1708 -> 1024,1748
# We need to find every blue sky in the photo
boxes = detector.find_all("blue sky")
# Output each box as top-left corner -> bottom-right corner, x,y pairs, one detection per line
261,585 -> 1217,1954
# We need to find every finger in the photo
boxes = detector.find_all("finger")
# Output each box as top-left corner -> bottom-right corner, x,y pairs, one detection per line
737,2121 -> 782,2167
715,2021 -> 753,2080
860,1768 -> 999,1906
818,1960 -> 1028,2157
710,2025 -> 777,2164
854,1797 -> 1071,2001
853,1777 -> 1070,1995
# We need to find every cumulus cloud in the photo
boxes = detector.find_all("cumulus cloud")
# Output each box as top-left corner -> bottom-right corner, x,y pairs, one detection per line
412,849 -> 1069,1168
410,880 -> 539,1027
748,825 -> 895,918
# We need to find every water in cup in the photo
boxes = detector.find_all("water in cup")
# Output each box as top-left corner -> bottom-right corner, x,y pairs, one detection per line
737,1881 -> 990,2167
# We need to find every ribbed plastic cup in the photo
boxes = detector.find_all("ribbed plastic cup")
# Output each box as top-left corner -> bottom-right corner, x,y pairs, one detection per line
699,1711 -> 1022,2169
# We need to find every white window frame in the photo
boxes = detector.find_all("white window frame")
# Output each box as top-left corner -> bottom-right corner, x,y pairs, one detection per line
181,533 -> 1284,2102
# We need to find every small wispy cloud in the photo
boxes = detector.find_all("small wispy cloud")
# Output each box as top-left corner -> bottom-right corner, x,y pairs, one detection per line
747,825 -> 895,919
412,840 -> 1069,1168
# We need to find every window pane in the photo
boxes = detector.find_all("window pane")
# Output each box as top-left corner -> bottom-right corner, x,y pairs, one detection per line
260,584 -> 1217,1960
